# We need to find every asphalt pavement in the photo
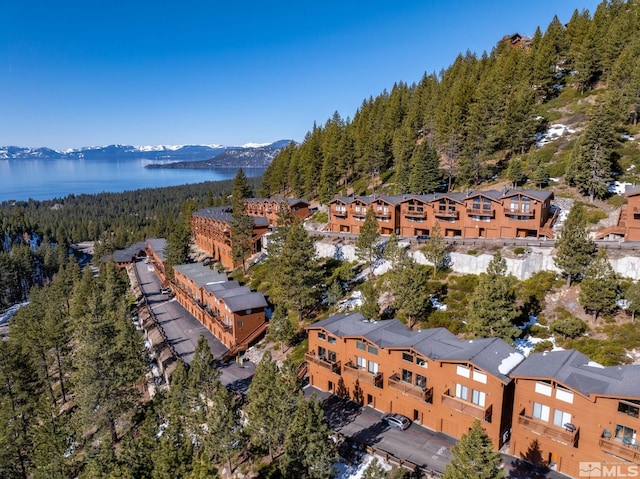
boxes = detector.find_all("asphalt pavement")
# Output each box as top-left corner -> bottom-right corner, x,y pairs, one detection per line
134,259 -> 256,391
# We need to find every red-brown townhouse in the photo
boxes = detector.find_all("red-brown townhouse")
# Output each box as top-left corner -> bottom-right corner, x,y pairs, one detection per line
510,349 -> 640,477
305,312 -> 524,449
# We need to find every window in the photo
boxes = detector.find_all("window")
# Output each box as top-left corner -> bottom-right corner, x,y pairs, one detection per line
318,331 -> 326,341
416,374 -> 427,389
356,356 -> 366,369
402,352 -> 414,363
368,345 -> 378,355
532,402 -> 550,422
472,390 -> 486,407
534,381 -> 552,397
368,361 -> 379,374
328,336 -> 336,345
327,350 -> 336,363
555,387 -> 574,404
456,365 -> 470,378
619,401 -> 640,419
237,320 -> 244,328
318,346 -> 326,360
356,341 -> 366,351
472,369 -> 487,384
553,409 -> 571,428
455,384 -> 469,401
615,424 -> 637,445
416,357 -> 427,368
402,369 -> 413,383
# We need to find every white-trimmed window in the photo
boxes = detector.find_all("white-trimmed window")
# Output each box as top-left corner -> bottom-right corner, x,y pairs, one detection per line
533,402 -> 550,422
456,365 -> 470,378
472,390 -> 486,407
472,369 -> 487,384
534,381 -> 552,397
356,356 -> 366,369
368,361 -> 379,374
553,409 -> 571,428
555,387 -> 574,404
455,383 -> 469,401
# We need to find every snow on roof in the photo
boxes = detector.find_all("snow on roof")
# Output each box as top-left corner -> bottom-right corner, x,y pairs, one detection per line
498,351 -> 525,375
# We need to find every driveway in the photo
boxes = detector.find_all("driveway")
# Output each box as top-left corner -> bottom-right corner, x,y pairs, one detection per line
134,259 -> 256,391
307,386 -> 571,479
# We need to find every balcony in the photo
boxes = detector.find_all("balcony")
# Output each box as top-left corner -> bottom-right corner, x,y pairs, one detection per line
599,437 -> 640,461
505,208 -> 535,218
305,353 -> 341,374
375,212 -> 393,221
434,209 -> 459,219
401,208 -> 427,219
332,209 -> 348,218
466,207 -> 495,218
343,361 -> 384,388
517,414 -> 579,447
441,390 -> 492,422
388,373 -> 433,403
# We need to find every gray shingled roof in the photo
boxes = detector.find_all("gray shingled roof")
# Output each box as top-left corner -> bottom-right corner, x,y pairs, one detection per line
309,313 -> 523,383
205,280 -> 241,292
146,238 -> 167,262
500,189 -> 553,202
222,292 -> 268,312
192,207 -> 269,226
510,349 -> 640,399
111,241 -> 147,263
214,286 -> 252,299
173,263 -> 228,287
625,184 -> 640,196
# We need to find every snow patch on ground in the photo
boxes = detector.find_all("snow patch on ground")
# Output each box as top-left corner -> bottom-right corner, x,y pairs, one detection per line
337,290 -> 364,312
514,315 -> 563,357
335,454 -> 392,479
0,302 -> 29,324
535,123 -> 576,147
609,181 -> 634,195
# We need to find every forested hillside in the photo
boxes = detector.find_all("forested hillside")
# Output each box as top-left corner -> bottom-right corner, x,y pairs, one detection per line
259,0 -> 640,202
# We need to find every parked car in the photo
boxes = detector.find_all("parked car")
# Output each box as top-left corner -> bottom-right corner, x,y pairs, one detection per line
416,235 -> 430,242
381,412 -> 411,430
160,287 -> 172,295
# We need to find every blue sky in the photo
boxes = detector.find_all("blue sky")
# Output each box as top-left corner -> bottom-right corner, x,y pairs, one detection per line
1,1 -> 600,150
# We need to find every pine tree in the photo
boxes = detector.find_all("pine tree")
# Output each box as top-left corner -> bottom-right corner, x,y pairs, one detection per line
201,385 -> 242,476
268,305 -> 296,352
383,231 -> 407,267
420,222 -> 448,277
187,335 -> 221,416
281,395 -> 337,479
467,252 -> 520,342
359,279 -> 381,320
362,458 -> 387,479
269,220 -> 322,321
388,256 -> 432,328
579,249 -> 618,323
230,202 -> 255,273
408,141 -> 441,194
443,419 -> 505,479
554,203 -> 596,286
326,279 -> 344,307
506,158 -> 526,188
530,159 -> 549,189
355,207 -> 380,277
244,354 -> 297,460
565,103 -> 617,202
624,280 -> 640,321
231,168 -> 253,211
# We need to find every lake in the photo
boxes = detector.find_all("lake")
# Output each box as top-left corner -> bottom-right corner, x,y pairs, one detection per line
0,158 -> 266,203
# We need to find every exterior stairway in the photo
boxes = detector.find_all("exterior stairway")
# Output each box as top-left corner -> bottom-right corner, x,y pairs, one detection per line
596,205 -> 627,240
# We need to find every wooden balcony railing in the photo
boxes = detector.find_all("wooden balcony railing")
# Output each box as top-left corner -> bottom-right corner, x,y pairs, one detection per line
517,414 -> 579,447
505,208 -> 535,218
332,209 -> 348,218
401,208 -> 427,219
305,353 -> 341,374
343,361 -> 384,388
441,390 -> 492,422
434,209 -> 459,219
599,437 -> 640,461
466,207 -> 495,218
388,373 -> 433,403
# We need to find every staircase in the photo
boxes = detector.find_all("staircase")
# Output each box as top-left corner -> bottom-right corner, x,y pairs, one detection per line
596,205 -> 627,240
222,322 -> 270,362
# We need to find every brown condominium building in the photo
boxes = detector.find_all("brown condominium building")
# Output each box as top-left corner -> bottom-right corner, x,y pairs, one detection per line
305,312 -> 525,449
172,263 -> 268,354
328,189 -> 557,239
191,198 -> 311,270
509,349 -> 640,477
598,185 -> 640,241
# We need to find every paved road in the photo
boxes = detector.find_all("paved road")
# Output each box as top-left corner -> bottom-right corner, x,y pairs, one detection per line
134,259 -> 256,391
309,387 -> 571,478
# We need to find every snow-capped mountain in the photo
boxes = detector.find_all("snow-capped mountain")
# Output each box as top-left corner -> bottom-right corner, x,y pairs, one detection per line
0,141 -> 291,166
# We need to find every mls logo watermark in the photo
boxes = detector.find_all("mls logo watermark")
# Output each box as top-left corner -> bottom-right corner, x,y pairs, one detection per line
579,462 -> 639,477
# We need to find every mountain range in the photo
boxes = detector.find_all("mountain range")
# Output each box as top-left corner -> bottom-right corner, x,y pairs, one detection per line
0,140 -> 292,168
